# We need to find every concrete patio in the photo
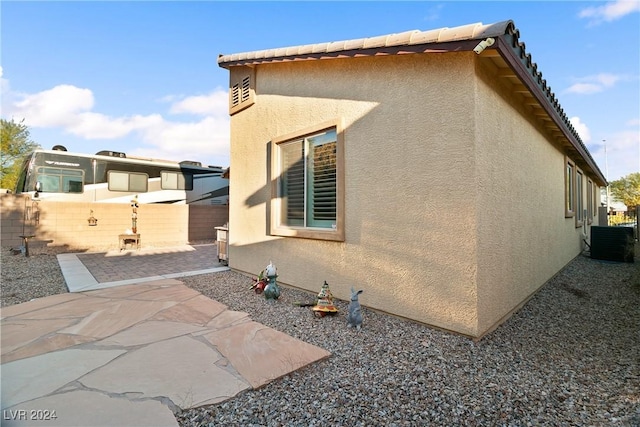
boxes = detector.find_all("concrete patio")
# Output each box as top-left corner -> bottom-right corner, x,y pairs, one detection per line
1,245 -> 331,426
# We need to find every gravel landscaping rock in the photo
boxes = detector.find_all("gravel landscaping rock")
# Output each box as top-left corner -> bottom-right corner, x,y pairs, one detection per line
2,244 -> 639,426
1,246 -> 68,307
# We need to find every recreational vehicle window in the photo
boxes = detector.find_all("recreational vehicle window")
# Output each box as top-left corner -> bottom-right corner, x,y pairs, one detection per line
36,167 -> 84,193
108,171 -> 148,192
161,171 -> 193,190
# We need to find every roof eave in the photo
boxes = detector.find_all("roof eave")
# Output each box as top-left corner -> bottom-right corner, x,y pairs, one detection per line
217,39 -> 483,69
494,33 -> 607,186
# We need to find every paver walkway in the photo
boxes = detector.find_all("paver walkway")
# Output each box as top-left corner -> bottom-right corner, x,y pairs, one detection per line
1,245 -> 331,426
76,244 -> 223,283
58,244 -> 228,292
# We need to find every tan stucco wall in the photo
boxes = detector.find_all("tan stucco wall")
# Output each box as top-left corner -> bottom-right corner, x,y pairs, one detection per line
229,54 -> 481,335
227,53 -> 602,337
472,60 -> 601,335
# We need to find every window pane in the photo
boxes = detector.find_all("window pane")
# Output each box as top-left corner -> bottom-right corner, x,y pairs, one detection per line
307,136 -> 336,227
162,171 -> 178,189
280,141 -> 305,226
38,175 -> 61,192
109,172 -> 129,191
37,167 -> 84,193
276,127 -> 339,232
587,180 -> 593,218
576,172 -> 583,221
566,163 -> 574,212
130,173 -> 148,192
63,176 -> 83,193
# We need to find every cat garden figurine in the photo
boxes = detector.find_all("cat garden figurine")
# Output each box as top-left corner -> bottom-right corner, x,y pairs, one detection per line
346,287 -> 364,329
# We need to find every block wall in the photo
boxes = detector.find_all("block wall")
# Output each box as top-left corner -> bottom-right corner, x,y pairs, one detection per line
1,194 -> 228,251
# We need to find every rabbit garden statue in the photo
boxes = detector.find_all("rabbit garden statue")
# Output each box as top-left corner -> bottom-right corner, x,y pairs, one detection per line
346,287 -> 364,329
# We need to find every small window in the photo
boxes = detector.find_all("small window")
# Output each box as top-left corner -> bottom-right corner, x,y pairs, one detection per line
161,171 -> 193,190
565,157 -> 575,218
587,179 -> 594,224
108,171 -> 148,192
36,167 -> 83,193
271,120 -> 344,241
576,168 -> 584,227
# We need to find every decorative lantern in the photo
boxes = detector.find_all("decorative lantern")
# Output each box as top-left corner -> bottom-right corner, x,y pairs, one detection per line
87,210 -> 98,226
263,261 -> 280,300
313,281 -> 338,317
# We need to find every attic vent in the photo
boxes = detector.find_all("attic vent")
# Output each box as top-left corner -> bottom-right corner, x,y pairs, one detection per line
231,83 -> 240,107
229,67 -> 255,115
241,76 -> 251,102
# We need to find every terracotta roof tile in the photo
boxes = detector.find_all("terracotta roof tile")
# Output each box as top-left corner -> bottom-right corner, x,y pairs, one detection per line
217,21 -> 510,65
217,20 -> 606,185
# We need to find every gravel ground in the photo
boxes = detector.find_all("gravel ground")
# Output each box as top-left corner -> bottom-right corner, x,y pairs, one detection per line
1,244 -> 639,426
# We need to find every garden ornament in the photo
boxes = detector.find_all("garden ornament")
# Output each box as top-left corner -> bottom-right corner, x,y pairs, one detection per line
312,281 -> 338,317
263,261 -> 281,300
346,287 -> 364,329
250,269 -> 266,294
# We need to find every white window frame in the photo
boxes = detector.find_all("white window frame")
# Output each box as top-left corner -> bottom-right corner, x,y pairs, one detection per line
270,119 -> 344,241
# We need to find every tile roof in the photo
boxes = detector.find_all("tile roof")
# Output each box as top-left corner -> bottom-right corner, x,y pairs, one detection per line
217,21 -> 511,65
218,20 -> 606,185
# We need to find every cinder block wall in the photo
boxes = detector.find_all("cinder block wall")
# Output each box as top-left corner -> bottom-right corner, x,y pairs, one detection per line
1,194 -> 228,251
188,205 -> 229,242
1,195 -> 35,248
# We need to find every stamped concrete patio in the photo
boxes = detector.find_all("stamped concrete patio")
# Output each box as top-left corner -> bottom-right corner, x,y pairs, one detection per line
1,246 -> 331,426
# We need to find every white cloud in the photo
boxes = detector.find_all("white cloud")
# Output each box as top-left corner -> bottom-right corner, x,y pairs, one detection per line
169,90 -> 228,116
565,73 -> 622,94
566,83 -> 603,95
69,113 -> 164,139
0,66 -> 9,101
11,85 -> 94,127
570,116 -> 591,142
579,0 -> 640,25
590,120 -> 640,181
1,79 -> 230,165
134,115 -> 229,163
605,129 -> 640,181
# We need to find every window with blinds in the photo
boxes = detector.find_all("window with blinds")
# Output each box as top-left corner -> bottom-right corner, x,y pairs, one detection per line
278,129 -> 337,229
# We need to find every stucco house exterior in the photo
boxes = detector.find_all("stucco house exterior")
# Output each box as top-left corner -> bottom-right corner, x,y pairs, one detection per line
217,20 -> 607,338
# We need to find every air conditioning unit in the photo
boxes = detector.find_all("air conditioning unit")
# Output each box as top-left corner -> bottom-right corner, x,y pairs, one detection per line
590,226 -> 635,263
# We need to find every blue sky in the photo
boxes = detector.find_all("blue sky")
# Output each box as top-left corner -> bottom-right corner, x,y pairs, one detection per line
1,1 -> 639,181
